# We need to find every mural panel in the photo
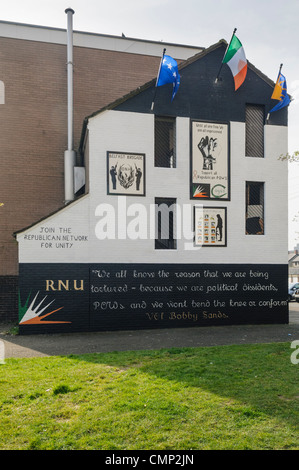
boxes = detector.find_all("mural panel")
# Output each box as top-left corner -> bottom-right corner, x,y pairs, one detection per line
191,120 -> 230,200
18,263 -> 288,335
107,151 -> 145,196
194,206 -> 227,247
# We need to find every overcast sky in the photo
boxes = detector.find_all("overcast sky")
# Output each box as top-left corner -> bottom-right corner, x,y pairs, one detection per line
1,0 -> 299,248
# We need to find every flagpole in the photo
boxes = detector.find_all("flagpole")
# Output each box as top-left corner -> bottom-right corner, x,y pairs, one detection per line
279,63 -> 283,75
266,63 -> 284,122
215,28 -> 237,83
151,48 -> 166,111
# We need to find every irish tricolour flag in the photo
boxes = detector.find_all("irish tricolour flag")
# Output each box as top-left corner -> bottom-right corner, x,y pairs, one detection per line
222,34 -> 247,90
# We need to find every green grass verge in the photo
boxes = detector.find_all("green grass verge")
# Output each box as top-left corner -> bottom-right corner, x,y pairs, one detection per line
0,342 -> 298,450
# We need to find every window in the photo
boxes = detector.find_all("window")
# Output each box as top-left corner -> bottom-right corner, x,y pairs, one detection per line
246,182 -> 264,235
155,198 -> 176,249
245,105 -> 264,158
154,116 -> 176,167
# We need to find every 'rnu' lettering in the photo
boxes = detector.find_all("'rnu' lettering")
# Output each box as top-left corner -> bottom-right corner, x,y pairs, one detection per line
46,280 -> 84,291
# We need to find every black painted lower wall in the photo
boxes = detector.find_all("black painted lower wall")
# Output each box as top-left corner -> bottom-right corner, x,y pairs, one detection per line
0,276 -> 18,323
18,263 -> 289,335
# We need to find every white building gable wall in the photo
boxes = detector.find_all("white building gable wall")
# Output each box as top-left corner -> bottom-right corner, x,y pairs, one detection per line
17,111 -> 288,266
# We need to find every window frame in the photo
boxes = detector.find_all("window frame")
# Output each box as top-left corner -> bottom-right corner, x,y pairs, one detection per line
245,181 -> 265,235
245,104 -> 265,158
154,115 -> 176,168
154,197 -> 177,250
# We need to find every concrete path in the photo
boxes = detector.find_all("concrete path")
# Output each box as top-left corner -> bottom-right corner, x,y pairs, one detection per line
1,304 -> 298,359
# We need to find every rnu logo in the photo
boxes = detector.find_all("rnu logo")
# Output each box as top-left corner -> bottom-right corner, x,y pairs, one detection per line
46,280 -> 84,291
211,184 -> 227,198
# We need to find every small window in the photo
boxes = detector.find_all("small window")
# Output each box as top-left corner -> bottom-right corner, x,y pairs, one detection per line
245,105 -> 264,158
155,197 -> 176,249
154,116 -> 176,168
246,182 -> 264,235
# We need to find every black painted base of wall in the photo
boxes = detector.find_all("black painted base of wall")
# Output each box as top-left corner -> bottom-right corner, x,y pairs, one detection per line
0,276 -> 18,323
18,263 -> 289,335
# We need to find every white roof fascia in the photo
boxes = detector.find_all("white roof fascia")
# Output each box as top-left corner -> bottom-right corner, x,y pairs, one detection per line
0,20 -> 203,60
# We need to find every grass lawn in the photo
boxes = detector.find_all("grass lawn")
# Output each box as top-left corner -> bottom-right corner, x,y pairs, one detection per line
0,342 -> 298,450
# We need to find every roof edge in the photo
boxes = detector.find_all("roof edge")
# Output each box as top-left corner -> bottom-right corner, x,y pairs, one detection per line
0,19 -> 204,54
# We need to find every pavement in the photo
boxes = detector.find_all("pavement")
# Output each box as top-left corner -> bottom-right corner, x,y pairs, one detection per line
1,304 -> 299,359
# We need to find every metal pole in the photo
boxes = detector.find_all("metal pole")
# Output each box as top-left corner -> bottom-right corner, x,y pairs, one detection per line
65,8 -> 75,151
215,28 -> 237,83
151,48 -> 166,111
64,8 -> 76,204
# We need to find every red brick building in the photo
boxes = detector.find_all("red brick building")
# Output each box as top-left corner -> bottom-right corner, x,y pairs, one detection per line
0,19 -> 201,321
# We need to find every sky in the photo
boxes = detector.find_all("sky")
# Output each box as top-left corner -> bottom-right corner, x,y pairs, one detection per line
1,0 -> 299,248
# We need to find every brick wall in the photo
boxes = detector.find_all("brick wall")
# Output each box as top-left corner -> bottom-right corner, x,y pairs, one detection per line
0,37 -> 161,320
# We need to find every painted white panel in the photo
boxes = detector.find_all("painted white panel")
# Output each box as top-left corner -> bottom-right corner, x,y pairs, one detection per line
17,113 -> 288,265
17,195 -> 90,263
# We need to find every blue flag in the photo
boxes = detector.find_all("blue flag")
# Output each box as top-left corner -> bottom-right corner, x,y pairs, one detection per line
269,71 -> 290,113
157,54 -> 180,101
